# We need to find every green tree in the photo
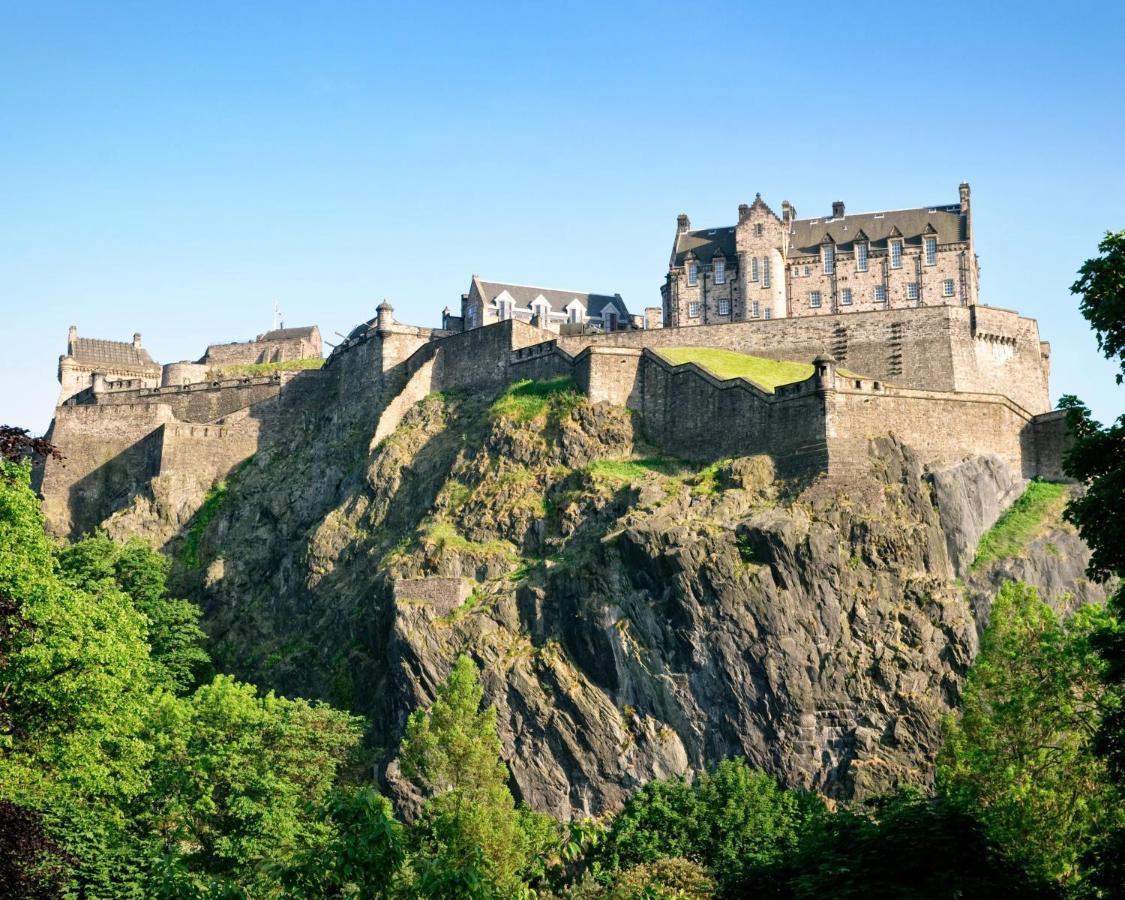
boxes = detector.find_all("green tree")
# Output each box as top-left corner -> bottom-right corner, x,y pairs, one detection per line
1064,230 -> 1125,894
938,582 -> 1119,886
399,654 -> 533,898
57,533 -> 210,692
142,674 -> 364,889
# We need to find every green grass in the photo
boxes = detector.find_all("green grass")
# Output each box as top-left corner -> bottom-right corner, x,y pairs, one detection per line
183,480 -> 228,568
971,480 -> 1069,570
421,520 -> 515,558
490,377 -> 582,422
656,347 -> 815,392
210,357 -> 325,378
587,457 -> 682,483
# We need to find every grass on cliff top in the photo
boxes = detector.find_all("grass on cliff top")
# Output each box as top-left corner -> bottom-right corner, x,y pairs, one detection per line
656,347 -> 814,392
491,376 -> 581,422
210,357 -> 325,378
971,480 -> 1069,571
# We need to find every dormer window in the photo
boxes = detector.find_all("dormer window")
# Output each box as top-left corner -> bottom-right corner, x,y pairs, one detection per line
714,258 -> 726,284
822,244 -> 835,275
687,262 -> 699,286
890,240 -> 903,269
924,236 -> 937,265
856,241 -> 868,272
497,297 -> 513,320
750,257 -> 759,282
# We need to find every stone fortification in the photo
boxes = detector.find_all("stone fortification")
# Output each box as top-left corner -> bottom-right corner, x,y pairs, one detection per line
201,326 -> 322,368
39,299 -> 1069,541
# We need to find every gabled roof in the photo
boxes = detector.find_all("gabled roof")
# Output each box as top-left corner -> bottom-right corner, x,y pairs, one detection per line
258,326 -> 319,342
671,227 -> 736,267
473,278 -> 628,319
786,205 -> 965,257
70,337 -> 159,372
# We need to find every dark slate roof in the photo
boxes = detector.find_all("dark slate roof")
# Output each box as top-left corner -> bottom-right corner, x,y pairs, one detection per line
671,228 -> 736,267
475,279 -> 629,319
71,338 -> 159,372
258,326 -> 318,341
786,205 -> 966,257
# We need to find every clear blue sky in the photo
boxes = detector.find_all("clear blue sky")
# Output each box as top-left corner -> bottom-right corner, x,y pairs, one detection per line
3,0 -> 1123,433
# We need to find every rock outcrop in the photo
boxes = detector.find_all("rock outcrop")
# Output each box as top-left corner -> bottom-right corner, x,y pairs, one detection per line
93,382 -> 1101,820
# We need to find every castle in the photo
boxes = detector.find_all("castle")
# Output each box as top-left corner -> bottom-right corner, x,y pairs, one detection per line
37,187 -> 1070,541
663,183 -> 978,326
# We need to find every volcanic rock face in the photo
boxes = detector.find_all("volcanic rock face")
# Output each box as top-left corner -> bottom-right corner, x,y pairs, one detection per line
124,384 -> 1099,820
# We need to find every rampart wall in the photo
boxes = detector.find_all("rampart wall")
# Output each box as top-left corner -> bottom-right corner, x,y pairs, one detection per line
555,304 -> 1050,415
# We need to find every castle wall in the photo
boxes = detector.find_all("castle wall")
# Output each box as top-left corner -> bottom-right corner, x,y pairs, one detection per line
40,402 -> 175,538
204,333 -> 320,366
575,348 -> 644,408
162,362 -> 209,386
508,341 -> 574,383
824,383 -> 1034,477
75,376 -> 287,423
638,352 -> 828,478
158,418 -> 262,487
557,305 -> 1049,415
1030,410 -> 1073,481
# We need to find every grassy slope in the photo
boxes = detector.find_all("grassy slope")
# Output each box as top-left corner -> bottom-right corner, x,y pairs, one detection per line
971,480 -> 1069,570
656,347 -> 814,392
211,357 -> 325,377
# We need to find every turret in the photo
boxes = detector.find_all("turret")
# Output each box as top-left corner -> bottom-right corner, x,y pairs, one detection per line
376,300 -> 395,331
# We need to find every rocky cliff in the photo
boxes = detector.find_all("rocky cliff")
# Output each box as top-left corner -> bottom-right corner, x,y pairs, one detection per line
99,379 -> 1099,819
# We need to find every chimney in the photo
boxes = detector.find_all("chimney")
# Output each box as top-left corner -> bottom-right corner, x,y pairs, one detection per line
133,332 -> 142,349
831,200 -> 845,218
959,182 -> 971,214
677,213 -> 690,234
67,325 -> 78,355
738,203 -> 751,223
782,201 -> 795,225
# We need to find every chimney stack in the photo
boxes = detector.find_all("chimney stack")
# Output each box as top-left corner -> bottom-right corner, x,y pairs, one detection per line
831,200 -> 845,218
67,325 -> 78,355
738,203 -> 751,223
133,332 -> 142,349
677,213 -> 690,234
959,182 -> 971,214
782,201 -> 795,225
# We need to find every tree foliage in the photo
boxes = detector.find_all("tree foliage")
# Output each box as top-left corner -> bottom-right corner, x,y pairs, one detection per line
1071,230 -> 1125,384
938,582 -> 1119,886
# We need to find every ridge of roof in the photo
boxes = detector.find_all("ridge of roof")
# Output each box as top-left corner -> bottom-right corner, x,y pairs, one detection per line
476,277 -> 619,299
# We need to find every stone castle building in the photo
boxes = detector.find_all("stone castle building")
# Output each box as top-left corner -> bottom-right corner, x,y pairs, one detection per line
662,183 -> 978,327
449,275 -> 634,334
58,327 -> 163,402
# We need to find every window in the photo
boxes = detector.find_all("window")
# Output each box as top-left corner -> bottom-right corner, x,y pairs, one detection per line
750,257 -> 759,282
841,287 -> 853,305
856,242 -> 868,272
533,301 -> 550,322
497,298 -> 513,320
809,291 -> 822,308
688,302 -> 700,318
907,282 -> 919,300
874,285 -> 887,304
822,245 -> 835,275
890,240 -> 903,268
687,262 -> 698,286
803,265 -> 810,276
764,308 -> 772,319
943,278 -> 954,297
751,300 -> 760,318
604,310 -> 619,331
718,298 -> 731,316
763,257 -> 771,288
714,259 -> 725,284
754,223 -> 764,237
925,237 -> 937,265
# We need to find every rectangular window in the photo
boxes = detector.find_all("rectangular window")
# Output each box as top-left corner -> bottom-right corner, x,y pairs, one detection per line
688,302 -> 700,318
856,242 -> 868,272
754,223 -> 764,237
714,259 -> 725,284
750,257 -> 759,282
925,237 -> 937,265
764,308 -> 772,319
498,299 -> 512,320
822,245 -> 835,275
752,300 -> 760,318
874,285 -> 887,304
717,298 -> 731,316
841,287 -> 853,305
803,265 -> 810,276
687,262 -> 698,286
943,278 -> 954,297
890,240 -> 903,268
809,291 -> 822,308
763,257 -> 771,288
907,282 -> 919,300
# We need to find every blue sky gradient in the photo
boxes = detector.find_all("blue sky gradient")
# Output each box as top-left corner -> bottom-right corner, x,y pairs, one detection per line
3,0 -> 1123,432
